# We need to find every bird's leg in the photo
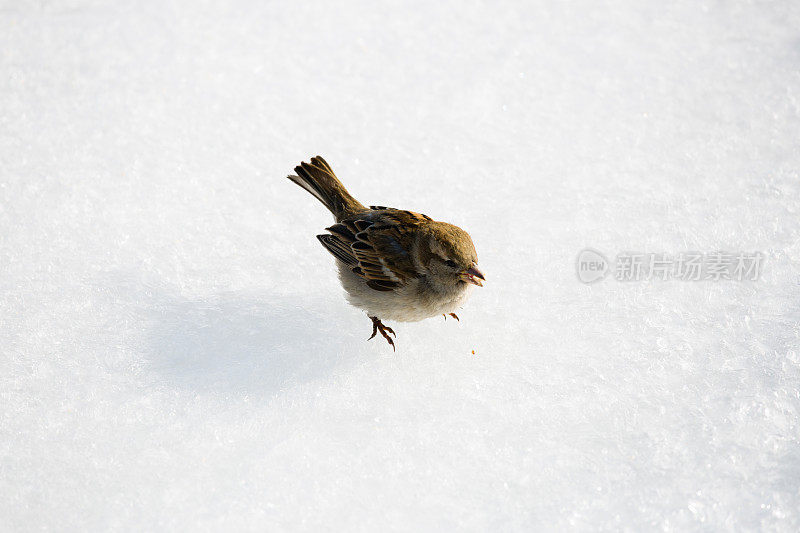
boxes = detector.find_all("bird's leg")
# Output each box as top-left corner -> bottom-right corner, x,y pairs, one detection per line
368,316 -> 396,351
448,313 -> 459,322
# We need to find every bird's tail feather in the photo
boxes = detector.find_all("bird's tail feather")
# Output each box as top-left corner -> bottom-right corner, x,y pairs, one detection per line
287,156 -> 365,220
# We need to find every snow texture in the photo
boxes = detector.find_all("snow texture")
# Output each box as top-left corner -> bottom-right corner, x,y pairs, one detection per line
2,0 -> 800,530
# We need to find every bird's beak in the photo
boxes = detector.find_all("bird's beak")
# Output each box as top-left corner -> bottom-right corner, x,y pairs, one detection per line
461,264 -> 485,287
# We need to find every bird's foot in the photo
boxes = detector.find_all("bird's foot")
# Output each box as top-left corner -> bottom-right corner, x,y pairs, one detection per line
448,313 -> 459,321
368,316 -> 396,351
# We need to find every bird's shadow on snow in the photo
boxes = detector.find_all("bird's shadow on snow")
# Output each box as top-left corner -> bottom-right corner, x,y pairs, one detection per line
138,283 -> 357,397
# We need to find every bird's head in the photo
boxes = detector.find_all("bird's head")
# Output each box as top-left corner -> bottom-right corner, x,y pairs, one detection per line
417,222 -> 485,288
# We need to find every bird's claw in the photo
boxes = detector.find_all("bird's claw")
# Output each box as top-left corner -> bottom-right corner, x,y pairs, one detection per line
368,316 -> 396,351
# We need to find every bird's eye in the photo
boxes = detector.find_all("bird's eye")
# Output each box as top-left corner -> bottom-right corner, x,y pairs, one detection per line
444,259 -> 458,268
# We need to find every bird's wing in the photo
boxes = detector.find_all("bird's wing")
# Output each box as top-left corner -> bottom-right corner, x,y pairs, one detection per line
317,209 -> 430,292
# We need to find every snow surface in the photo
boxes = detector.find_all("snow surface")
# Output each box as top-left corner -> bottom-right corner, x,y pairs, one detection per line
2,0 -> 800,530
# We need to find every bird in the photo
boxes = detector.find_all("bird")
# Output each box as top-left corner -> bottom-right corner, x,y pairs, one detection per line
287,156 -> 484,350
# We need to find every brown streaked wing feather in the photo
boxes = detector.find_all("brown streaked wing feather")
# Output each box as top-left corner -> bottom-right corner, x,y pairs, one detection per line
365,225 -> 420,282
318,208 -> 429,292
353,209 -> 428,288
366,280 -> 399,292
354,220 -> 372,232
316,234 -> 358,266
327,223 -> 356,241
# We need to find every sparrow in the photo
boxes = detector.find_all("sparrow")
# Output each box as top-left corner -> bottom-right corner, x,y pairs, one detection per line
287,156 -> 485,350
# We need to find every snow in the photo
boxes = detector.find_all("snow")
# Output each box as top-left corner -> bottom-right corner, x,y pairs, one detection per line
2,0 -> 799,530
